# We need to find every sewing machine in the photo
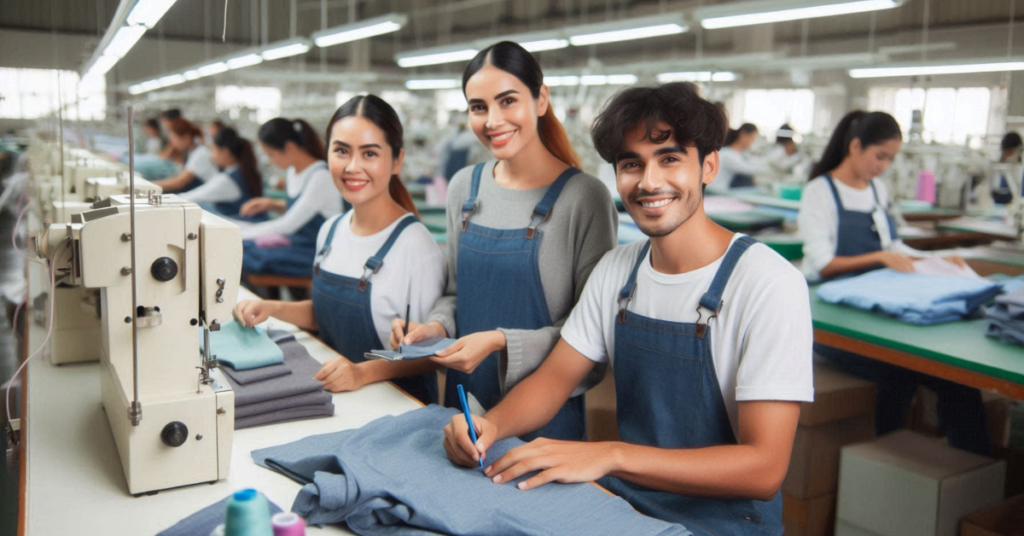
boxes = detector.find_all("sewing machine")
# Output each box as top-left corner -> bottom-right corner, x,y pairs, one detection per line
33,193 -> 241,495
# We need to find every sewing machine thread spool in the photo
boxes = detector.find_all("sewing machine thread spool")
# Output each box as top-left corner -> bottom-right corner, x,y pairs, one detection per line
271,512 -> 306,536
225,489 -> 273,536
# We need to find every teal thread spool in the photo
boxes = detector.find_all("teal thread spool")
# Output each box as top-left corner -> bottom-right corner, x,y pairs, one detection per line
225,489 -> 273,536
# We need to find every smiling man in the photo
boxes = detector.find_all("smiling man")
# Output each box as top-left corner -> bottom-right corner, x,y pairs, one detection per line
441,82 -> 814,535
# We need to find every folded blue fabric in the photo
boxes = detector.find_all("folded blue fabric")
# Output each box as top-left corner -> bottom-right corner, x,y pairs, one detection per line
252,405 -> 690,536
399,336 -> 458,359
155,492 -> 282,536
817,270 -> 1003,325
985,287 -> 1024,346
202,321 -> 284,370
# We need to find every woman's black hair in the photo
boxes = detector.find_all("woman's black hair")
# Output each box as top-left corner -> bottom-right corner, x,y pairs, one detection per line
258,117 -> 326,161
776,123 -> 794,145
160,108 -> 182,120
213,127 -> 263,198
591,82 -> 728,166
461,41 -> 581,168
144,118 -> 161,132
808,111 -> 901,180
723,123 -> 757,147
1001,132 -> 1022,152
325,95 -> 419,218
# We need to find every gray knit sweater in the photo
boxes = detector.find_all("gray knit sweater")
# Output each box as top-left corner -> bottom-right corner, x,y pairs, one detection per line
428,160 -> 618,397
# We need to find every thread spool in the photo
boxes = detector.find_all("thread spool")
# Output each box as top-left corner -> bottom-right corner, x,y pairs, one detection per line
271,512 -> 306,536
225,489 -> 273,536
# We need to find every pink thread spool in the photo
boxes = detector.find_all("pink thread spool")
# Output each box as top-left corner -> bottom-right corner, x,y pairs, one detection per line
271,512 -> 306,536
916,170 -> 936,204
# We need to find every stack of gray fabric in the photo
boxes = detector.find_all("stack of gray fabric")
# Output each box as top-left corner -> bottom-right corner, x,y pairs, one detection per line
220,330 -> 335,429
986,287 -> 1024,346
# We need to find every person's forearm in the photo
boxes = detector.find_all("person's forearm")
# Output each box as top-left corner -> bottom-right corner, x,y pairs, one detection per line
819,251 -> 882,279
153,171 -> 196,193
606,442 -> 787,501
268,198 -> 287,213
355,358 -> 442,385
270,300 -> 317,330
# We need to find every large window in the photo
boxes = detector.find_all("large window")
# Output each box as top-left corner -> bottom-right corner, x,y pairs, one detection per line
215,85 -> 281,124
0,68 -> 106,121
729,89 -> 815,139
868,86 -> 991,147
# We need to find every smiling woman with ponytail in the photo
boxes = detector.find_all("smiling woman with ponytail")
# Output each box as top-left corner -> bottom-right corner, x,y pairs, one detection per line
394,40 -> 618,442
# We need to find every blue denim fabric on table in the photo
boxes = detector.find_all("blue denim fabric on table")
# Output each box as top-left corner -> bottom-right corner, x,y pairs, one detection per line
251,405 -> 690,536
986,286 -> 1024,346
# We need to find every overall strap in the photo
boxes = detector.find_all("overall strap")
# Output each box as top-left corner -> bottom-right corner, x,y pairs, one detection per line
695,235 -> 758,338
617,241 -> 651,324
824,174 -> 845,211
360,215 -> 419,291
527,167 -> 580,239
313,215 -> 345,274
461,163 -> 486,230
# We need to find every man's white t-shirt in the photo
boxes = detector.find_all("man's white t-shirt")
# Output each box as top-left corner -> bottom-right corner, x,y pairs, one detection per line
314,211 -> 446,350
562,234 -> 814,438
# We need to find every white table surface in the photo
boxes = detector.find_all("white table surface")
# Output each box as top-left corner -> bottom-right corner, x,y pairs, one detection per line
21,267 -> 422,536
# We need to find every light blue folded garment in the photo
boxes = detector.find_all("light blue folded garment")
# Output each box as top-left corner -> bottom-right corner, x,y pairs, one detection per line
817,270 -> 1003,325
399,336 -> 458,359
201,321 -> 284,370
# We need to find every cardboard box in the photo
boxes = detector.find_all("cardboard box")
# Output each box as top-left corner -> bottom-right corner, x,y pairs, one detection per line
836,430 -> 1005,536
909,388 -> 1012,449
785,414 -> 876,499
960,493 -> 1024,536
784,492 -> 836,536
801,364 -> 876,427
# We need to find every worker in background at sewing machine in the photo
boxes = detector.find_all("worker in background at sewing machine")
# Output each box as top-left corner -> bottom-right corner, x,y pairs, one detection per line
151,118 -> 217,193
714,122 -> 764,190
442,82 -> 813,534
143,118 -> 165,156
766,123 -> 806,175
395,41 -> 618,441
235,117 -> 344,279
157,109 -> 184,163
800,109 -> 990,457
993,131 -> 1022,204
233,95 -> 444,404
179,127 -> 264,221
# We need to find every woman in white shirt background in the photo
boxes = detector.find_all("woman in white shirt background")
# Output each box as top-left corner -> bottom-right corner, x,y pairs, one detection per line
143,118 -> 164,156
151,118 -> 217,193
179,127 -> 264,220
714,122 -> 761,191
801,109 -> 989,457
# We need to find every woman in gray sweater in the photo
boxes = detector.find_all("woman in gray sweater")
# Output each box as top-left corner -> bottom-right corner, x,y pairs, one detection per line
392,41 -> 618,441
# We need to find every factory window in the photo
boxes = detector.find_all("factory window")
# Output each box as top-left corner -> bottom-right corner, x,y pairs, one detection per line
733,89 -> 816,139
0,68 -> 106,121
215,85 -> 281,124
868,86 -> 991,147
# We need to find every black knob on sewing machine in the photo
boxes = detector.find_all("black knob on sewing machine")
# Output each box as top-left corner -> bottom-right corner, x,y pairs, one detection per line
160,421 -> 188,447
151,257 -> 178,282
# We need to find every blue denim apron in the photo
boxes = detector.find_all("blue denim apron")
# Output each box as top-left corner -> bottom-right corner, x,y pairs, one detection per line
311,214 -> 438,405
825,174 -> 897,277
597,236 -> 783,535
446,162 -> 586,441
212,167 -> 258,219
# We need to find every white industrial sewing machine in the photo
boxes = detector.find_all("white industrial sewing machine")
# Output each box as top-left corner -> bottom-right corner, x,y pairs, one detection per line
33,191 -> 241,495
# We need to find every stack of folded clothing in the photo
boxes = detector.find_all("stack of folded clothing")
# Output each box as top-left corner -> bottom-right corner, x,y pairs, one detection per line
207,322 -> 335,429
986,286 -> 1024,346
817,269 -> 1003,325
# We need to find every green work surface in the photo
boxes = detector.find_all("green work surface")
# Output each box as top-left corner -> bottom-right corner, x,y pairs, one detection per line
709,209 -> 785,231
902,207 -> 961,217
758,233 -> 804,260
724,190 -> 803,211
264,188 -> 288,200
811,289 -> 1024,385
418,211 -> 447,236
937,217 -> 1018,239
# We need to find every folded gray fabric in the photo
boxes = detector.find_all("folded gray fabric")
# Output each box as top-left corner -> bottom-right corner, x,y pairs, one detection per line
221,362 -> 292,385
154,492 -> 281,536
251,405 -> 690,536
223,338 -> 326,406
267,329 -> 297,344
236,402 -> 336,430
236,390 -> 334,418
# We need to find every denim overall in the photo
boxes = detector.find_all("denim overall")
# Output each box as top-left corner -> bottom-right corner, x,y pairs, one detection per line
824,174 -> 897,277
311,214 -> 438,404
211,167 -> 259,219
446,162 -> 586,441
597,236 -> 784,535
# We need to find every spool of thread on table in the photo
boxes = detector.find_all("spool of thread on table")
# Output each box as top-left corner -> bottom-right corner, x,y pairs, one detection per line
225,489 -> 273,536
271,512 -> 306,536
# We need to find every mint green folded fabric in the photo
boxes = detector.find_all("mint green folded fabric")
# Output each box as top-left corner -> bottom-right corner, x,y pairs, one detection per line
202,322 -> 284,370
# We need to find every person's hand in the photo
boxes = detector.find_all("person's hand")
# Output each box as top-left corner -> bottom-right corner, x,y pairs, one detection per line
389,319 -> 447,350
314,356 -> 364,392
944,255 -> 967,268
443,412 -> 498,468
232,299 -> 277,328
875,251 -> 915,273
430,331 -> 505,374
485,438 -> 619,490
239,197 -> 274,217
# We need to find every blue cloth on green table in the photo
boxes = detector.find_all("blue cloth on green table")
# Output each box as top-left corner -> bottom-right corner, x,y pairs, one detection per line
251,405 -> 690,536
203,322 -> 284,370
986,286 -> 1024,346
155,493 -> 282,536
398,336 -> 458,358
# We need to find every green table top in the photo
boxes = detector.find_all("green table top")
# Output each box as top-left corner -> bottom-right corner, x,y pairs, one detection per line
722,190 -> 802,211
811,288 -> 1024,385
709,209 -> 785,230
937,217 -> 1018,239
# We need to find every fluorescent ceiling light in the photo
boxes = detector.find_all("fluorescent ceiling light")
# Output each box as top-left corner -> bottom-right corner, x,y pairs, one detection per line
128,83 -> 147,95
570,23 -> 686,46
86,55 -> 119,78
157,74 -> 185,87
182,69 -> 201,81
313,13 -> 408,48
699,0 -> 900,30
104,25 -> 146,58
580,74 -> 638,86
520,39 -> 570,52
405,79 -> 461,90
197,62 -> 228,76
544,76 -> 581,87
849,60 -> 1024,78
226,53 -> 263,70
261,39 -> 312,61
658,71 -> 737,82
396,48 -> 479,68
126,0 -> 178,29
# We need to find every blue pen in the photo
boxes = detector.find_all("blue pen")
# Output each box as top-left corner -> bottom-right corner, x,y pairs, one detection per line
457,384 -> 484,468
